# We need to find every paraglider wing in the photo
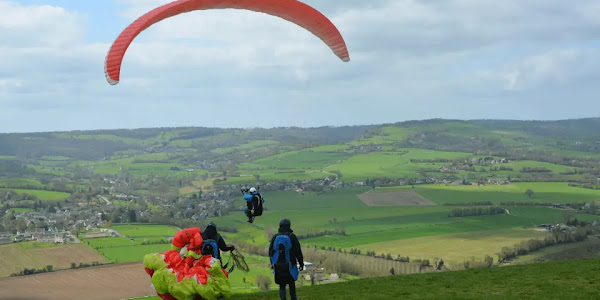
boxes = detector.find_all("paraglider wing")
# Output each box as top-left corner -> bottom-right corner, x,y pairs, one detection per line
105,0 -> 351,85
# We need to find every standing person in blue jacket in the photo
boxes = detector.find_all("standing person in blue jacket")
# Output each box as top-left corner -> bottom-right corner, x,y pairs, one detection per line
269,218 -> 304,300
242,187 -> 265,223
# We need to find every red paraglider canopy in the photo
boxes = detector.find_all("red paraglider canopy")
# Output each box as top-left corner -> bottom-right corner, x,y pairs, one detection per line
105,0 -> 350,85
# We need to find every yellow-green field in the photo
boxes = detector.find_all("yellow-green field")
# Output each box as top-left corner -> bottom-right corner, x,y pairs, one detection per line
0,242 -> 107,277
356,228 -> 549,264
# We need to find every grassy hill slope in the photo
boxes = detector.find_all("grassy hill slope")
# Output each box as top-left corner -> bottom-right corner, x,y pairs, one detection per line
236,258 -> 600,300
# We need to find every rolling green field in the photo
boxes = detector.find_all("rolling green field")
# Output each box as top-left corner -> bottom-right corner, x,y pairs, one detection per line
211,185 -> 597,264
355,228 -> 549,264
325,149 -> 471,182
415,182 -> 600,205
0,188 -> 70,201
211,140 -> 279,154
0,178 -> 44,188
79,182 -> 599,269
110,224 -> 179,238
81,224 -> 179,263
9,208 -> 34,213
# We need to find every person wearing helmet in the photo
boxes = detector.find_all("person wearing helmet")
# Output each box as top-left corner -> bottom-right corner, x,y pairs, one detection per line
242,187 -> 265,223
201,222 -> 235,260
269,218 -> 304,300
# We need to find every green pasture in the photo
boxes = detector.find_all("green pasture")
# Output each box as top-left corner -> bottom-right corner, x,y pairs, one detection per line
211,140 -> 279,154
82,224 -> 179,263
84,236 -> 171,249
327,149 -> 471,182
242,150 -> 353,171
306,145 -> 350,152
351,127 -> 411,145
228,169 -> 331,184
504,160 -> 578,173
27,164 -> 66,175
1,188 -> 70,201
9,208 -> 33,213
414,182 -> 600,205
110,224 -> 178,238
263,187 -> 369,210
40,155 -> 71,161
301,205 -> 595,249
213,183 -> 599,250
0,178 -> 43,188
99,244 -> 173,263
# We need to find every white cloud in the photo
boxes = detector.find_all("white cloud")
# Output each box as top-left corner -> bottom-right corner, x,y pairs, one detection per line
0,1 -> 85,47
0,0 -> 600,133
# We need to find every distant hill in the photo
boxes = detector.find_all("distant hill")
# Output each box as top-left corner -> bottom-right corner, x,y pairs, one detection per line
1,117 -> 598,159
0,118 -> 598,186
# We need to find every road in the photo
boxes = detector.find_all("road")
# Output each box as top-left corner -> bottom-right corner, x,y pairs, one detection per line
99,196 -> 111,205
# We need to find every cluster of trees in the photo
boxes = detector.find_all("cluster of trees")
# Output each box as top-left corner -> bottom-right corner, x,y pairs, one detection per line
409,159 -> 453,163
141,239 -> 171,245
0,159 -> 35,177
10,265 -> 53,277
303,247 -> 426,278
319,246 -> 411,263
255,275 -> 272,292
448,207 -> 506,218
497,201 -> 598,215
497,227 -> 590,262
461,255 -> 495,270
520,167 -> 552,173
570,182 -> 600,190
231,239 -> 267,256
70,261 -> 102,269
500,201 -> 585,208
297,227 -> 346,240
489,166 -> 514,171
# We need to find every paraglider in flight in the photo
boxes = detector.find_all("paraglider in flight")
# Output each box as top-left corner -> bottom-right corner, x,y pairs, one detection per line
105,0 -> 351,85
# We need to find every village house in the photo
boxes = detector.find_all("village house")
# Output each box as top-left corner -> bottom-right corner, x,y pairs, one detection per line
0,232 -> 13,244
488,178 -> 510,185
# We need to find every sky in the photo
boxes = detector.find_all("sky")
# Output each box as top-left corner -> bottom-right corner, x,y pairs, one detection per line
1,0 -> 600,133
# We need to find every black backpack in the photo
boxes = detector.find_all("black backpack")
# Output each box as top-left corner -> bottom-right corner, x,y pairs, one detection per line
253,194 -> 264,216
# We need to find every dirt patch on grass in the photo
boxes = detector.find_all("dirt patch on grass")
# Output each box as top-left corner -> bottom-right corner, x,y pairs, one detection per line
0,244 -> 107,277
358,189 -> 436,206
0,262 -> 154,300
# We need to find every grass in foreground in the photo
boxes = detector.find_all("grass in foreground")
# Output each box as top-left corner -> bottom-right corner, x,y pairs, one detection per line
130,258 -> 600,300
236,258 -> 600,300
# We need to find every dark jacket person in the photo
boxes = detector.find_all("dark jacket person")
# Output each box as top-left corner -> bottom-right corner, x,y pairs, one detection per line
269,218 -> 304,300
201,222 -> 234,259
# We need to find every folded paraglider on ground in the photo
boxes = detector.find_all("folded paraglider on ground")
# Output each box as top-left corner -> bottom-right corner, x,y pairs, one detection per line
143,227 -> 233,300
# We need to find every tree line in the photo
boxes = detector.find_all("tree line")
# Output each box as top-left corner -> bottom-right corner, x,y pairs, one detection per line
448,207 -> 506,217
444,201 -> 493,206
497,227 -> 592,262
297,227 -> 346,240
